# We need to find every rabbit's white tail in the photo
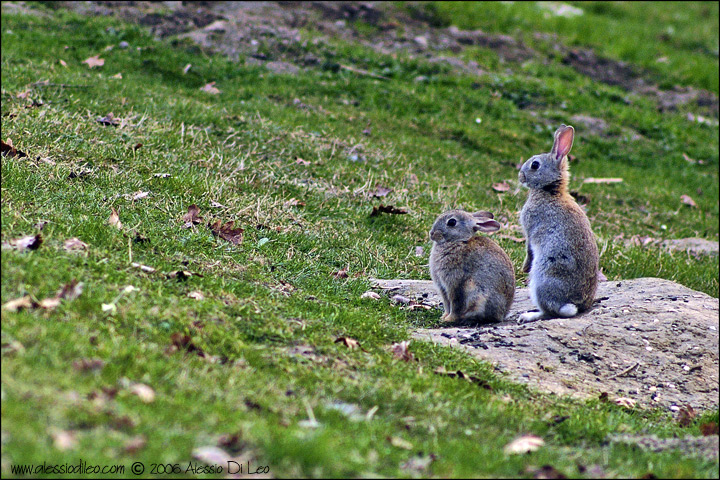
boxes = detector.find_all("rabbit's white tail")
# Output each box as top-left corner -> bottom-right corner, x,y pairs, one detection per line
558,303 -> 578,317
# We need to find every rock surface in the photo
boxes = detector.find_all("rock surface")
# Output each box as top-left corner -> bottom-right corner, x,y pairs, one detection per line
371,277 -> 719,411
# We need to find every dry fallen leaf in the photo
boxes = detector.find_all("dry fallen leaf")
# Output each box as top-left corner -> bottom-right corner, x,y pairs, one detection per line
8,234 -> 43,251
680,194 -> 697,208
492,182 -> 510,192
334,336 -> 360,350
700,422 -> 719,436
208,219 -> 243,245
193,446 -> 230,466
2,296 -> 37,312
187,291 -> 205,300
391,341 -> 414,362
295,156 -> 310,166
284,198 -> 305,208
123,435 -> 147,454
200,82 -> 221,94
83,55 -> 104,68
182,204 -> 203,228
73,358 -> 105,372
1,139 -> 28,158
371,186 -> 393,198
96,112 -> 119,127
504,435 -> 545,454
16,89 -> 31,99
131,262 -> 156,273
51,430 -> 78,451
360,291 -> 381,300
64,237 -> 88,251
388,436 -> 413,450
332,268 -> 348,279
370,204 -> 408,216
110,72 -> 123,79
132,191 -> 149,201
130,383 -> 155,403
614,397 -> 637,409
183,63 -> 192,74
57,280 -> 84,300
59,59 -> 68,67
108,207 -> 123,229
676,405 -> 696,427
38,297 -> 62,310
583,177 -> 623,184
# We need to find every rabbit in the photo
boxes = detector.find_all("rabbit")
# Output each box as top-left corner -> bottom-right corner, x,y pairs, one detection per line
517,125 -> 599,323
429,209 -> 515,324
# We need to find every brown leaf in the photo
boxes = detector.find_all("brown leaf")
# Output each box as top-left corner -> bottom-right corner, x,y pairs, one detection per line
391,341 -> 414,362
123,435 -> 147,454
73,358 -> 105,372
166,270 -> 202,280
64,238 -> 88,251
371,186 -> 393,198
200,82 -> 221,94
9,234 -> 43,251
59,59 -> 68,67
108,207 -> 123,229
492,182 -> 510,192
16,89 -> 31,99
187,291 -> 205,300
583,177 -> 623,184
700,422 -> 718,436
110,72 -> 122,79
1,139 -> 27,158
284,198 -> 305,208
370,204 -> 408,216
169,332 -> 205,356
677,405 -> 696,427
182,204 -> 203,228
680,194 -> 697,208
2,296 -> 37,312
83,55 -> 104,68
360,291 -> 381,300
96,112 -> 119,127
295,156 -> 310,166
133,143 -> 143,151
334,336 -> 360,350
682,153 -> 697,164
332,268 -> 348,279
208,219 -> 243,245
57,279 -> 83,300
504,435 -> 545,454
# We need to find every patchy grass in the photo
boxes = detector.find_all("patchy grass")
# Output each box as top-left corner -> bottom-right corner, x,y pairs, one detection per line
1,4 -> 718,479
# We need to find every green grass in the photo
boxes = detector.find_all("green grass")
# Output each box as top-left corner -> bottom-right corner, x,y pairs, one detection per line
2,4 -> 718,479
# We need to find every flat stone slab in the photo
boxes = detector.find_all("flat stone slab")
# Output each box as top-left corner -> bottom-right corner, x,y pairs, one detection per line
371,277 -> 719,411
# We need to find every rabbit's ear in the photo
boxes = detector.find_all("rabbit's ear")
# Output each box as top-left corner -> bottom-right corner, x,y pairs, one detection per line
551,125 -> 574,161
474,219 -> 501,232
471,211 -> 494,220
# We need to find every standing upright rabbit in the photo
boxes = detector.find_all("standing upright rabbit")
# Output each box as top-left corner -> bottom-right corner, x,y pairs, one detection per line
518,125 -> 599,323
429,210 -> 515,324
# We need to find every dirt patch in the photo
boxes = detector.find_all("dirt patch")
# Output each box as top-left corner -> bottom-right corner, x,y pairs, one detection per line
372,277 -> 719,412
35,1 -> 717,114
610,434 -> 719,461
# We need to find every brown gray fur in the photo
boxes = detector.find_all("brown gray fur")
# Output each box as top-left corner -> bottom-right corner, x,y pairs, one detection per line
429,210 -> 515,324
518,125 -> 599,323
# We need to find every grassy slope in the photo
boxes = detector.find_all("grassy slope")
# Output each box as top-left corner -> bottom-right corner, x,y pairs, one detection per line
1,4 -> 718,479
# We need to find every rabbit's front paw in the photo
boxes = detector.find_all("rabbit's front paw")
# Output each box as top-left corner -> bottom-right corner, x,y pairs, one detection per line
518,311 -> 544,324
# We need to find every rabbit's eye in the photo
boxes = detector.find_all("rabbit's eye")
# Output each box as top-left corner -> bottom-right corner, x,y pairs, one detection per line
531,160 -> 540,170
446,218 -> 457,227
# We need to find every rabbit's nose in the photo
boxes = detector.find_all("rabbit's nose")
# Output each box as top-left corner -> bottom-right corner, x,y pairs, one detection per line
430,231 -> 443,242
518,171 -> 526,183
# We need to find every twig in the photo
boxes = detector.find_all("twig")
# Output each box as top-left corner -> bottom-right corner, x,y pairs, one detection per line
607,362 -> 639,380
339,64 -> 390,80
